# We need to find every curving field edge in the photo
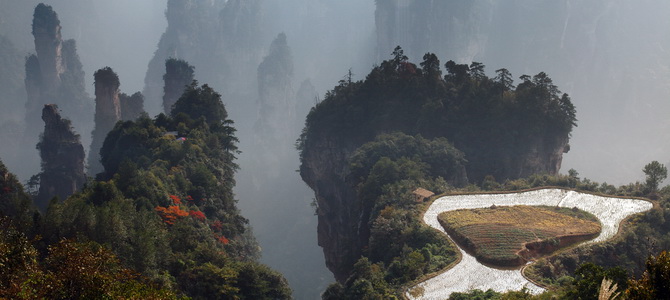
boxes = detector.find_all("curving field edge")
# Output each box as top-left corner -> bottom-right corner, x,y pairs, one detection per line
405,188 -> 653,299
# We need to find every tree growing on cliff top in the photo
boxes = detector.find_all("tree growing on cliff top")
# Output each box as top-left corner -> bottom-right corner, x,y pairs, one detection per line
643,161 -> 667,193
171,81 -> 230,128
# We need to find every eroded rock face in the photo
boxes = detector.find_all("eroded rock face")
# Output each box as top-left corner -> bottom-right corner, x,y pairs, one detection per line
36,104 -> 86,211
516,135 -> 570,179
88,67 -> 121,175
300,141 -> 361,282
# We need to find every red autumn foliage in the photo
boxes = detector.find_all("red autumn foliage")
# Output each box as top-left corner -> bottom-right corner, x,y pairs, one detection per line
169,195 -> 182,205
216,235 -> 229,245
189,210 -> 206,221
185,195 -> 195,203
210,220 -> 223,232
155,205 -> 189,225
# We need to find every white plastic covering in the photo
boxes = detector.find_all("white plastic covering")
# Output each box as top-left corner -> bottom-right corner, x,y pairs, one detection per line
406,188 -> 652,299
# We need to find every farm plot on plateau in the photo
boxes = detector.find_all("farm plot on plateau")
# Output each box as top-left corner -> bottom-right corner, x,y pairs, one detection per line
406,188 -> 652,299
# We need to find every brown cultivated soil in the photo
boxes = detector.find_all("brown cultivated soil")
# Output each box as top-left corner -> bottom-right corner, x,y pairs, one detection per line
438,205 -> 601,267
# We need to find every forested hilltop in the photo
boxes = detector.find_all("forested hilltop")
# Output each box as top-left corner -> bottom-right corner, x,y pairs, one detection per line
298,47 -> 577,287
1,82 -> 291,299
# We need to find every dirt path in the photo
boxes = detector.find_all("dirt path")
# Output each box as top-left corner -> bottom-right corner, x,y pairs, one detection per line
406,188 -> 652,299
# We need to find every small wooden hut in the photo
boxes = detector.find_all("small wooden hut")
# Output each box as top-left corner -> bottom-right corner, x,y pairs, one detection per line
412,188 -> 435,202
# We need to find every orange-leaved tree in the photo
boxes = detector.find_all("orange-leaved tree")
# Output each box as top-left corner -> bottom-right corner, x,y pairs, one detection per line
155,205 -> 189,225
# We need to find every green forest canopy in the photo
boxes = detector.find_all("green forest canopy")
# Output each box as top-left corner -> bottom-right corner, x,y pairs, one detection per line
1,82 -> 291,299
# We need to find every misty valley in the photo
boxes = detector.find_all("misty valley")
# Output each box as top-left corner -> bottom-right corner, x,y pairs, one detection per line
1,1 -> 670,300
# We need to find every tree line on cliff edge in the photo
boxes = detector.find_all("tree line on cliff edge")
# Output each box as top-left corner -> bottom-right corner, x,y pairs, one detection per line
299,46 -> 577,185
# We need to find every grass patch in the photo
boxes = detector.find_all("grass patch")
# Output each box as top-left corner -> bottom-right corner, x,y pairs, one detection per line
438,205 -> 601,267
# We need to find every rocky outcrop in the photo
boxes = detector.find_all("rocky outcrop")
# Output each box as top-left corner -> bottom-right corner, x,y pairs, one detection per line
25,4 -> 91,126
162,58 -> 194,114
31,3 -> 63,92
515,135 -> 570,180
253,33 -> 295,177
120,92 -> 145,121
143,0 -> 266,114
88,67 -> 121,175
22,4 -> 92,180
299,55 -> 575,282
36,104 -> 86,211
300,141 -> 362,282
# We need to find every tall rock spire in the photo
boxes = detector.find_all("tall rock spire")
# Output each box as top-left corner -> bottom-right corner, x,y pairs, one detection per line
22,4 -> 92,181
253,32 -> 295,178
88,67 -> 121,175
36,104 -> 86,211
31,3 -> 63,92
162,58 -> 194,114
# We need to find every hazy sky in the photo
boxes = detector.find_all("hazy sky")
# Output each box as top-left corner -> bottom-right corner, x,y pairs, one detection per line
0,0 -> 167,94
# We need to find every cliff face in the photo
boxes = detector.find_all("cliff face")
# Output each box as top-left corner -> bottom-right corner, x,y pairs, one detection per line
516,135 -> 570,179
300,140 -> 361,282
36,104 -> 86,211
88,67 -> 121,175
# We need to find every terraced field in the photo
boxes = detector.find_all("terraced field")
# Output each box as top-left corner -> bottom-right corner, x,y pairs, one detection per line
406,188 -> 652,299
438,206 -> 601,267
